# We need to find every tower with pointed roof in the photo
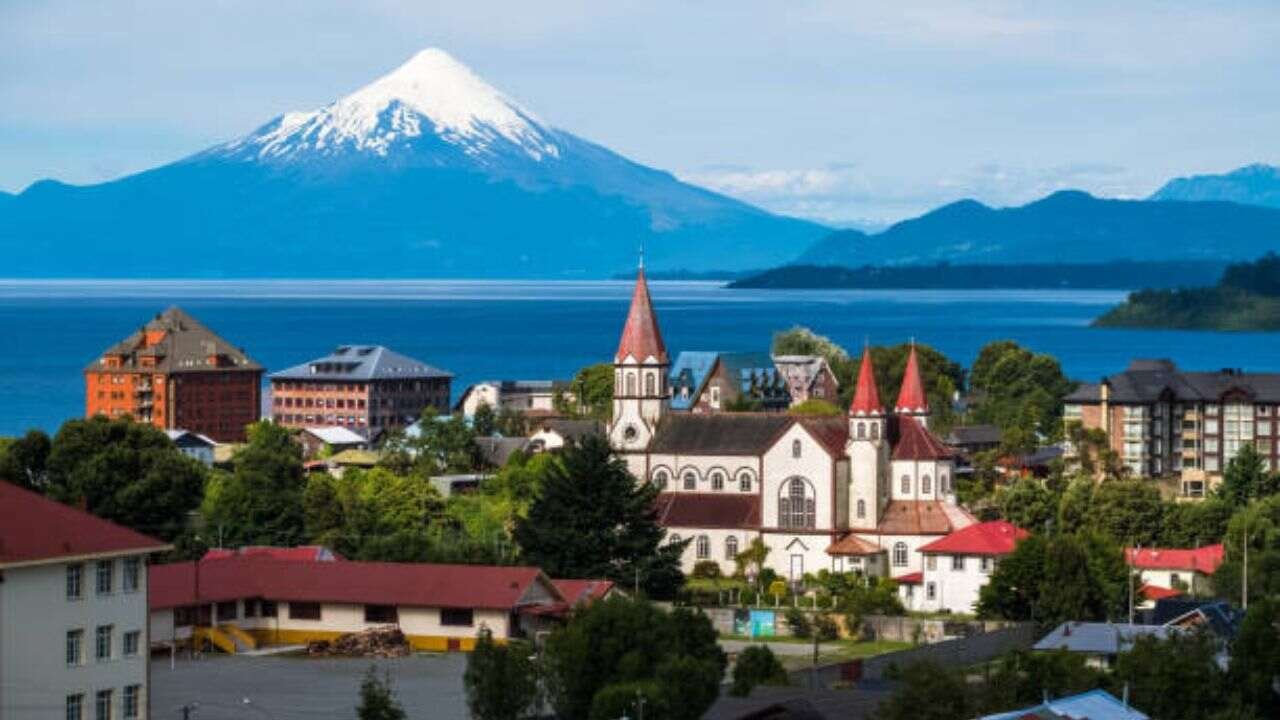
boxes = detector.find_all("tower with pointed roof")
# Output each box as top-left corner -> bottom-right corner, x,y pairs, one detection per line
609,267 -> 670,457
847,347 -> 889,528
895,344 -> 931,429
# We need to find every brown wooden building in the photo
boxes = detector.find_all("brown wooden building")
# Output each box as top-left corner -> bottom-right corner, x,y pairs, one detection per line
84,306 -> 263,442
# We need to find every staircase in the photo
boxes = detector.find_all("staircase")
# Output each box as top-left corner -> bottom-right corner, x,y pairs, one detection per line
219,623 -> 259,652
194,626 -> 238,655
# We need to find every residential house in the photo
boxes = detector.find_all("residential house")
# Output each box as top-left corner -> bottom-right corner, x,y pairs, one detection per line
297,426 -> 370,458
85,306 -> 263,442
1125,544 -> 1224,601
456,380 -> 571,417
773,355 -> 841,408
0,481 -> 170,720
528,418 -> 603,452
1033,621 -> 1179,669
900,520 -> 1029,614
669,351 -> 791,412
979,689 -> 1149,720
164,429 -> 217,466
943,424 -> 1002,457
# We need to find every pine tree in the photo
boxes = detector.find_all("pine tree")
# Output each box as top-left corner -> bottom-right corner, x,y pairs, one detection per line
513,435 -> 686,598
356,666 -> 406,720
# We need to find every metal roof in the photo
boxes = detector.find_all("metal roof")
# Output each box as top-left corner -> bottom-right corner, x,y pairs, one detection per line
271,345 -> 452,381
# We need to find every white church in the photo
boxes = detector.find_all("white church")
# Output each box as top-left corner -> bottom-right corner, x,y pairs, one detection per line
608,268 -> 977,583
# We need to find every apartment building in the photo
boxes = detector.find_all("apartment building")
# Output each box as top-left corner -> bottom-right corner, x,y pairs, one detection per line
84,306 -> 263,442
1065,359 -> 1280,496
0,481 -> 169,720
270,345 -> 452,434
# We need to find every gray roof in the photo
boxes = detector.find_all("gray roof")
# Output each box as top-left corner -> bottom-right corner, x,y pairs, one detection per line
88,306 -> 262,374
476,437 -> 530,467
271,345 -> 452,382
535,419 -> 603,443
704,684 -> 894,720
980,690 -> 1150,720
1033,622 -> 1175,655
649,414 -> 796,455
1068,359 -> 1280,404
945,424 -> 1002,446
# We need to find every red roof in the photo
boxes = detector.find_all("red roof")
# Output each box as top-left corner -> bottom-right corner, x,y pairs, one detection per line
894,572 -> 923,584
615,268 -> 668,364
796,417 -> 850,456
850,347 -> 883,415
919,520 -> 1029,556
1140,584 -> 1185,601
654,492 -> 761,529
0,481 -> 168,568
149,556 -> 561,611
826,533 -> 885,556
1125,544 -> 1224,574
551,579 -> 615,606
895,345 -> 929,413
856,500 -> 972,535
203,545 -> 344,562
891,415 -> 953,461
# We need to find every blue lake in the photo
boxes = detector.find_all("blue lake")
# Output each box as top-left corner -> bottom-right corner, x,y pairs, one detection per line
0,279 -> 1277,436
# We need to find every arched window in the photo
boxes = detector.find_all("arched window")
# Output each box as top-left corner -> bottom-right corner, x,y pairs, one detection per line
922,474 -> 932,495
856,499 -> 866,519
645,372 -> 656,396
792,439 -> 802,458
625,373 -> 636,396
725,536 -> 739,559
669,533 -> 682,546
683,471 -> 697,490
710,471 -> 725,491
893,542 -> 908,567
941,474 -> 950,494
777,477 -> 816,529
696,535 -> 710,559
652,469 -> 670,489
870,423 -> 880,439
857,422 -> 866,439
900,475 -> 911,495
738,472 -> 753,492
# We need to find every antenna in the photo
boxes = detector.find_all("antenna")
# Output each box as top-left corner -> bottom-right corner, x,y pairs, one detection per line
638,242 -> 645,270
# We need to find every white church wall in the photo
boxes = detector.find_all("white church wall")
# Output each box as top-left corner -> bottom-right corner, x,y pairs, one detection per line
645,454 -> 761,494
761,424 -> 838,531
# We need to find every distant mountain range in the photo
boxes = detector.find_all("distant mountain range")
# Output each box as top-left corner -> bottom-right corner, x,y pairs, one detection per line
0,49 -> 825,278
1149,163 -> 1280,208
796,189 -> 1280,268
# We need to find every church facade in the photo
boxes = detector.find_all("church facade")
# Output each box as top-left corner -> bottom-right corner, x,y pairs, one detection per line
608,269 -> 976,582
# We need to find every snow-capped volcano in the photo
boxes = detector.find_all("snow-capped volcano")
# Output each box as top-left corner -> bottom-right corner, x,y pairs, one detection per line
218,48 -> 561,163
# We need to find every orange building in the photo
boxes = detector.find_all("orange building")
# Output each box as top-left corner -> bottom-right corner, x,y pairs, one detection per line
84,306 -> 263,442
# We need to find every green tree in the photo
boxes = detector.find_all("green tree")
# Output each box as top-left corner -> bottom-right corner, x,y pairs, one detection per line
969,340 -> 1073,439
1227,599 -> 1280,718
875,661 -> 972,720
464,627 -> 540,720
1159,498 -> 1233,548
357,665 -> 407,720
303,467 -> 446,561
1219,443 -> 1280,508
44,416 -> 205,540
975,649 -> 1105,715
1086,479 -> 1165,546
771,326 -> 849,366
1213,496 -> 1280,605
473,402 -> 498,437
977,534 -> 1047,622
1113,632 -> 1228,720
543,597 -> 726,720
495,406 -> 529,437
978,532 -> 1127,625
787,399 -> 842,416
201,421 -> 306,547
406,412 -> 481,475
0,429 -> 52,490
995,478 -> 1056,532
730,645 -> 789,697
558,363 -> 614,421
1056,475 -> 1095,534
588,682 -> 666,720
514,435 -> 686,598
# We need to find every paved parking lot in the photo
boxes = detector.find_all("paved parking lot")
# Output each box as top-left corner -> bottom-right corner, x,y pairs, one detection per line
151,653 -> 469,720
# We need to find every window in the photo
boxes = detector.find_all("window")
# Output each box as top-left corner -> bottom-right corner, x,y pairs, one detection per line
67,694 -> 84,720
926,555 -> 937,571
645,373 -> 656,396
261,601 -> 278,618
216,601 -> 238,621
123,685 -> 141,719
900,475 -> 911,494
952,555 -> 965,571
440,608 -> 474,626
244,599 -> 259,618
922,474 -> 932,494
980,557 -> 993,574
95,625 -> 113,661
710,471 -> 725,491
669,533 -> 682,546
96,560 -> 114,595
710,386 -> 721,406
625,373 -> 636,396
652,469 -> 669,489
95,689 -> 112,720
777,477 -> 816,529
288,602 -> 322,620
67,564 -> 84,600
696,535 -> 710,559
893,542 -> 908,567
857,422 -> 866,439
123,630 -> 140,657
365,605 -> 398,623
870,423 -> 880,440
739,472 -> 752,492
725,536 -> 739,559
856,499 -> 866,519
941,474 -> 950,494
926,582 -> 937,600
792,439 -> 802,458
66,629 -> 84,665
683,471 -> 697,490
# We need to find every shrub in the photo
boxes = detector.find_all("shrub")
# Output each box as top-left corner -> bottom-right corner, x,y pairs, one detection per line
731,645 -> 789,697
785,607 -> 812,638
692,560 -> 722,580
767,580 -> 789,603
814,613 -> 840,641
589,681 -> 666,720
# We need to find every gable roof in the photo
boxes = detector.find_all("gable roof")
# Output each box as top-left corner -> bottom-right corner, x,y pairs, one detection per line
669,352 -> 720,410
1074,359 -> 1280,404
655,493 -> 761,529
850,347 -> 884,415
944,424 -> 1002,446
534,419 -> 603,443
826,533 -> 885,556
649,413 -> 795,455
165,429 -> 218,447
0,481 -> 169,569
919,520 -> 1029,556
301,426 -> 369,445
979,690 -> 1149,720
552,579 -> 615,606
772,355 -> 836,392
861,500 -> 974,535
1125,544 -> 1224,574
615,268 -> 668,364
149,555 -> 561,611
891,415 -> 954,461
87,306 -> 261,375
271,345 -> 452,381
894,345 -> 929,413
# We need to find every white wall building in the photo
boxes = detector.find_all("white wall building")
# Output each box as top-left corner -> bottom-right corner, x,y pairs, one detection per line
457,380 -> 571,417
1125,544 -> 1224,604
900,520 -> 1029,614
0,481 -> 168,720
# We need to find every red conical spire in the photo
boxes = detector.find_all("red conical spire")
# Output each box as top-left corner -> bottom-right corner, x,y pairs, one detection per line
895,343 -> 929,413
615,267 -> 668,364
850,346 -> 883,416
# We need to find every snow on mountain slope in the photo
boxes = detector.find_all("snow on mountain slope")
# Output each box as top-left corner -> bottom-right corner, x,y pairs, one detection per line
215,48 -> 560,163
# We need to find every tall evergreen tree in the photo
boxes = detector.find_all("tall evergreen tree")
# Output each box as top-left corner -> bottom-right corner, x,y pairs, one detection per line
513,435 -> 686,598
356,666 -> 407,720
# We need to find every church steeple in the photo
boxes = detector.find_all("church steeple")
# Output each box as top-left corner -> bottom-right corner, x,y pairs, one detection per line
895,343 -> 930,424
610,267 -> 669,453
850,346 -> 883,417
615,267 -> 668,365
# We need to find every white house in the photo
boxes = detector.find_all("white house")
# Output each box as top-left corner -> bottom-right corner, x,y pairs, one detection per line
608,268 -> 975,582
1125,544 -> 1224,603
164,429 -> 217,466
456,380 -> 572,417
900,520 -> 1029,614
0,481 -> 169,720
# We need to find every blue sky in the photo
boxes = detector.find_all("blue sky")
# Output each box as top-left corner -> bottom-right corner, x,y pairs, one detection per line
2,1 -> 1278,226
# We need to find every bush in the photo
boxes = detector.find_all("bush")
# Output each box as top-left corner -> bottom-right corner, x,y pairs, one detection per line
843,612 -> 864,640
814,613 -> 840,641
785,607 -> 811,638
589,681 -> 666,720
767,580 -> 789,603
691,560 -> 722,580
731,645 -> 789,697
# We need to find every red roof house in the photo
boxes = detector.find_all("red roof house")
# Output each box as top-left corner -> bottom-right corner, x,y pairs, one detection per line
919,520 -> 1030,556
0,481 -> 169,568
1125,544 -> 1224,575
202,545 -> 344,563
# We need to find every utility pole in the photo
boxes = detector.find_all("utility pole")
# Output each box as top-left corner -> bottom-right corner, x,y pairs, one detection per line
635,690 -> 646,720
1243,513 -> 1249,610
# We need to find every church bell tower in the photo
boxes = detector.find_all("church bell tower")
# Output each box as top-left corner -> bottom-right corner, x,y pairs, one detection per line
609,264 -> 669,455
